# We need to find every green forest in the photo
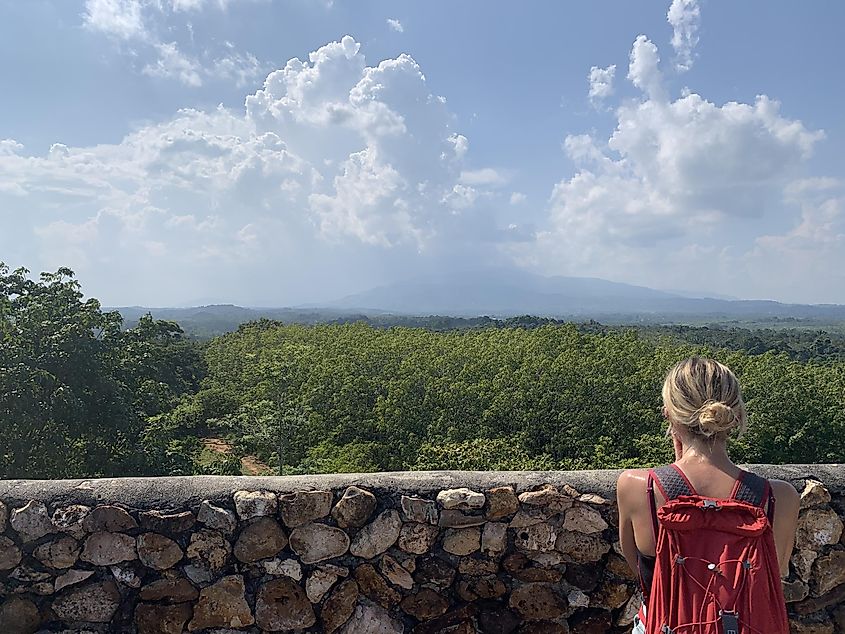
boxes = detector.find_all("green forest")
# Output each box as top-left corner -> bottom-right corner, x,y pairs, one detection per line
2,264 -> 844,480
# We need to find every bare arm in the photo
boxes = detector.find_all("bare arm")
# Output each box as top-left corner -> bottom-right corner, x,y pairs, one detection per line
616,469 -> 649,576
769,479 -> 800,577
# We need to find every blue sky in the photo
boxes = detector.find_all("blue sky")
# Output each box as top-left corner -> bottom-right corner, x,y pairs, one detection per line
1,0 -> 844,306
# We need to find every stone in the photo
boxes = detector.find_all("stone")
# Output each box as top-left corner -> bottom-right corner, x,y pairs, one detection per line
81,531 -> 136,565
834,605 -> 845,632
796,508 -> 843,548
401,495 -> 438,525
82,505 -> 137,532
564,562 -> 602,591
381,554 -> 414,589
568,589 -> 590,608
139,509 -> 196,533
439,509 -> 486,528
782,579 -> 810,603
136,603 -> 192,634
793,549 -> 818,581
482,521 -> 507,555
279,490 -> 333,528
569,610 -> 612,633
305,566 -> 344,602
138,532 -> 183,570
52,580 -> 121,622
509,582 -> 568,620
591,579 -> 631,609
788,618 -> 834,634
800,480 -> 831,509
0,597 -> 40,634
51,505 -> 90,540
606,553 -> 637,580
509,508 -> 548,528
110,563 -> 142,588
233,489 -> 277,520
332,486 -> 378,528
514,523 -> 557,552
54,569 -> 95,592
486,486 -> 520,520
398,522 -> 439,555
351,509 -> 402,559
478,606 -> 521,634
442,527 -> 481,556
414,555 -> 456,589
139,577 -> 199,602
527,551 -> 566,567
401,587 -> 449,619
187,528 -> 231,571
811,549 -> 845,596
458,557 -> 498,575
340,602 -> 404,634
290,522 -> 350,564
617,591 -> 642,626
456,575 -> 508,601
519,624 -> 568,634
0,536 -> 22,571
562,505 -> 608,534
322,579 -> 359,633
255,577 -> 316,630
437,488 -> 485,510
10,564 -> 51,582
0,501 -> 7,533
355,563 -> 402,607
262,557 -> 303,579
10,500 -> 53,542
578,493 -> 610,506
197,500 -> 237,535
34,536 -> 80,569
188,575 -> 254,631
503,553 -> 562,583
518,484 -> 573,512
233,517 -> 287,563
555,530 -> 611,562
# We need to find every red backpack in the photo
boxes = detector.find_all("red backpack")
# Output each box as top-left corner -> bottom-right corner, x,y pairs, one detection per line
642,465 -> 788,634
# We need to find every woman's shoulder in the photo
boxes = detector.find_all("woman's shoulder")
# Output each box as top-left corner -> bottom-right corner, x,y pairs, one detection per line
768,478 -> 800,506
615,468 -> 651,507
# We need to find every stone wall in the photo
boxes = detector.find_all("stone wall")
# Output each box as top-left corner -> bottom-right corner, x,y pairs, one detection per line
0,466 -> 843,633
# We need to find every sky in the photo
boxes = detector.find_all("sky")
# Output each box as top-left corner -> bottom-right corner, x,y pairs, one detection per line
1,0 -> 844,306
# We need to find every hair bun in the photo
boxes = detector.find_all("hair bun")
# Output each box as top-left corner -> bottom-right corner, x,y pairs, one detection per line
697,401 -> 736,437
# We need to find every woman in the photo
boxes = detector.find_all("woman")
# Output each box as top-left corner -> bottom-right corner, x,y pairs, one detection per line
616,356 -> 800,634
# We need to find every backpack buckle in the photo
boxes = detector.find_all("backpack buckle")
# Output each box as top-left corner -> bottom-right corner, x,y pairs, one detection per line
701,499 -> 720,510
720,610 -> 739,634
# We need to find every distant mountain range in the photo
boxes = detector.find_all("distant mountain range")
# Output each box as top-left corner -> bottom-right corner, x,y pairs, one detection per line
319,268 -> 845,319
114,269 -> 845,337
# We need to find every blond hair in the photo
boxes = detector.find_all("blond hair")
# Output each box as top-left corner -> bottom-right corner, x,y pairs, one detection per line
661,357 -> 747,438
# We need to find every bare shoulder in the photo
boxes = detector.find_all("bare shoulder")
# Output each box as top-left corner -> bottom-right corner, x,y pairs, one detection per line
769,479 -> 800,508
616,468 -> 650,507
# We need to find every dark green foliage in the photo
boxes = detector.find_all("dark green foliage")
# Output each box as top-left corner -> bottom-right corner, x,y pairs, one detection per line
0,264 -> 205,478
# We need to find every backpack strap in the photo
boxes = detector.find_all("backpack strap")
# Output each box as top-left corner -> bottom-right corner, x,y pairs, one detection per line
731,470 -> 776,521
647,465 -> 697,538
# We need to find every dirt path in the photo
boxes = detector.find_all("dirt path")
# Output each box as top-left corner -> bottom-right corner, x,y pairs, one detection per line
202,437 -> 271,476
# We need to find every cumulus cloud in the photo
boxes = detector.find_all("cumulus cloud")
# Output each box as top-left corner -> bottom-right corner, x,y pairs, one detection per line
526,34 -> 832,301
82,0 -> 265,88
143,42 -> 203,86
386,18 -> 404,33
0,37 -> 521,305
510,192 -> 526,205
667,0 -> 701,72
588,64 -> 615,108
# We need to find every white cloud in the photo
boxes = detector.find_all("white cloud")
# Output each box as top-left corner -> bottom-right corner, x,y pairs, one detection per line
526,35 -> 832,301
0,37 -> 515,305
386,18 -> 404,33
143,42 -> 203,86
588,64 -> 615,107
83,0 -> 147,40
212,46 -> 264,87
667,0 -> 701,73
459,168 -> 508,187
510,192 -> 526,205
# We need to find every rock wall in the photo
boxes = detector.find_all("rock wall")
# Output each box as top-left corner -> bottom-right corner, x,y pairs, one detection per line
0,466 -> 843,633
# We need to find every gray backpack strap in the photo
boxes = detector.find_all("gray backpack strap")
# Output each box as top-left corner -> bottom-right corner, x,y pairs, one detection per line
651,465 -> 696,501
732,470 -> 771,508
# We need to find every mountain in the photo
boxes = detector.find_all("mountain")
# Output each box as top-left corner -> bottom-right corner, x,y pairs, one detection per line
322,268 -> 845,320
